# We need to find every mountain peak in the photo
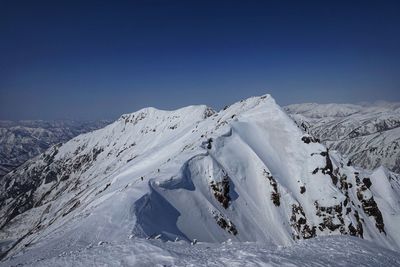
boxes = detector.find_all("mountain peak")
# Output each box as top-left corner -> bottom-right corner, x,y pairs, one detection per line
118,105 -> 216,125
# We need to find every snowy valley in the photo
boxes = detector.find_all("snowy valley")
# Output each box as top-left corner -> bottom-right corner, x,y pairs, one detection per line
1,95 -> 400,266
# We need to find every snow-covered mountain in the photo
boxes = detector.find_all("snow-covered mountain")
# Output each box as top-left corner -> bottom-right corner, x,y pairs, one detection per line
284,102 -> 400,173
1,95 -> 400,265
0,120 -> 110,178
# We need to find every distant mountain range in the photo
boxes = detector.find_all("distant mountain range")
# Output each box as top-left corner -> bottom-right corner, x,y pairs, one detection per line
285,102 -> 400,173
0,120 -> 111,178
1,95 -> 399,265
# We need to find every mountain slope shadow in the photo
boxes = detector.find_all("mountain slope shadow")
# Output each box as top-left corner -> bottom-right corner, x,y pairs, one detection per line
132,186 -> 189,241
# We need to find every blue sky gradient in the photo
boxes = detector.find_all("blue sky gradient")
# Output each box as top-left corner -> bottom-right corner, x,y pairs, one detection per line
1,0 -> 399,120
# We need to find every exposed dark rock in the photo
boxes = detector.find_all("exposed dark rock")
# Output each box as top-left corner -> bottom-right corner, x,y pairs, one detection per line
116,147 -> 128,157
92,148 -> 104,161
290,203 -> 316,240
353,210 -> 364,238
210,173 -> 231,209
300,186 -> 306,194
356,187 -> 385,234
203,107 -> 216,118
62,200 -> 80,217
346,207 -> 352,215
271,192 -> 280,206
60,174 -> 70,182
320,150 -> 338,185
348,223 -> 357,236
263,169 -> 280,206
212,211 -> 238,235
44,171 -> 58,184
301,136 -> 320,144
310,150 -> 339,185
321,217 -> 341,231
362,178 -> 372,189
298,217 -> 307,225
206,138 -> 213,149
300,122 -> 309,132
97,183 -> 111,195
314,200 -> 357,236
339,174 -> 349,192
302,225 -> 317,239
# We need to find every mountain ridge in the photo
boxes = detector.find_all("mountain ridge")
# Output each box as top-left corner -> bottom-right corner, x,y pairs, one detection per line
1,95 -> 400,264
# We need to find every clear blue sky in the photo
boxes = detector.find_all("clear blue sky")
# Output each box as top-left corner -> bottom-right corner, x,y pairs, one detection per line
1,0 -> 399,120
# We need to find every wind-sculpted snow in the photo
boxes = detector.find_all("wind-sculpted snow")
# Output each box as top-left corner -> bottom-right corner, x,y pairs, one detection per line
285,102 -> 400,172
1,95 -> 400,264
2,236 -> 400,267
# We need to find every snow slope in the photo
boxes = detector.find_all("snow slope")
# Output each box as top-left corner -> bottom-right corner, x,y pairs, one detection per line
1,95 -> 400,264
0,120 -> 110,178
284,102 -> 400,173
2,236 -> 400,267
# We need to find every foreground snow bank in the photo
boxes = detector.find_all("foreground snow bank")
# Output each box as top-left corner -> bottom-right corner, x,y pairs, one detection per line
2,236 -> 400,267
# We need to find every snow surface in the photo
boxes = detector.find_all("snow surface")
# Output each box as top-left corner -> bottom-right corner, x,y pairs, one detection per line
2,236 -> 400,267
1,95 -> 400,265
